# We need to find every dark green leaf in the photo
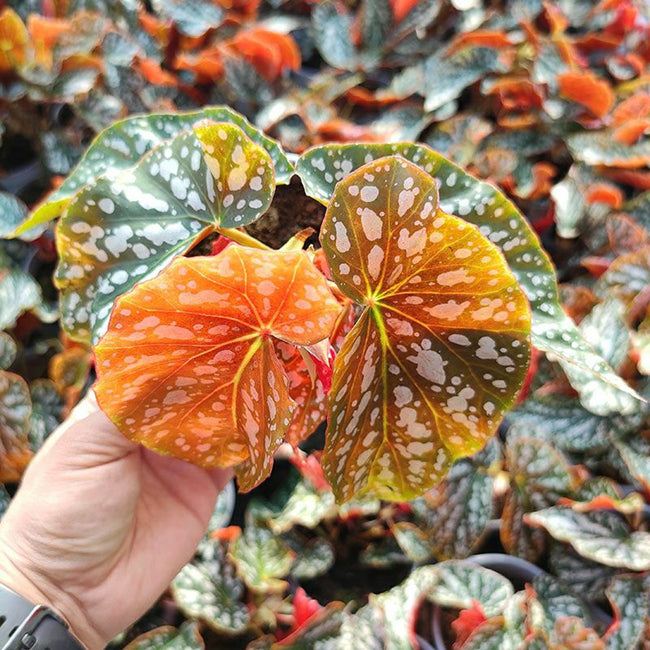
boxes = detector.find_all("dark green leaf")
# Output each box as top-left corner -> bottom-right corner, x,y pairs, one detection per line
172,540 -> 249,634
424,48 -> 507,112
0,333 -> 16,371
526,507 -> 650,571
150,0 -> 224,37
502,435 -> 576,561
29,380 -> 63,451
312,2 -> 357,70
604,575 -> 648,650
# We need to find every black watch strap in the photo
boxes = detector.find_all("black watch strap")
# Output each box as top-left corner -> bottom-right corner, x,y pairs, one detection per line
0,584 -> 85,650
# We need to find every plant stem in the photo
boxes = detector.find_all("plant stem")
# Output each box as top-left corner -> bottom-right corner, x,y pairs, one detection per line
215,227 -> 271,250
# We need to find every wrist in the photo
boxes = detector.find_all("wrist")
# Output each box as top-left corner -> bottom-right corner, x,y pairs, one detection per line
0,553 -> 101,649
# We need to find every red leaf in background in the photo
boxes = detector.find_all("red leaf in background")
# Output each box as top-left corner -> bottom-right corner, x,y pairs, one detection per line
293,588 -> 322,629
448,30 -> 513,55
516,348 -> 541,403
288,450 -> 330,492
452,601 -> 487,649
230,28 -> 300,81
390,0 -> 420,24
613,120 -> 650,146
211,525 -> 242,542
174,48 -> 224,81
581,256 -> 612,278
558,71 -> 614,119
138,58 -> 178,86
586,183 -> 623,209
209,234 -> 234,256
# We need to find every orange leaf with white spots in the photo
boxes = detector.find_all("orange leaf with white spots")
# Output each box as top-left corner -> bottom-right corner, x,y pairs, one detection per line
321,157 -> 531,502
94,247 -> 341,490
558,71 -> 614,119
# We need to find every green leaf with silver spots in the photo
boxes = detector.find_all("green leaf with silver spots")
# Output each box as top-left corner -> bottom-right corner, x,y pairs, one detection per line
171,540 -> 249,635
526,507 -> 650,571
296,143 -> 643,416
228,525 -> 294,593
55,121 -> 275,344
15,107 -> 293,236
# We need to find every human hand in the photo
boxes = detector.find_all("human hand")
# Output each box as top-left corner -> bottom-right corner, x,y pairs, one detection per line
0,391 -> 232,649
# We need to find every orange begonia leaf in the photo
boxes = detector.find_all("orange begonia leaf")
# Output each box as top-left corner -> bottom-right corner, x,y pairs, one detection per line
26,15 -> 70,49
138,58 -> 179,87
557,71 -> 614,119
612,119 -> 650,145
0,9 -> 29,73
94,247 -> 341,490
585,183 -> 623,209
175,48 -> 224,81
611,92 -> 650,126
448,30 -> 513,55
230,29 -> 300,82
321,157 -> 531,502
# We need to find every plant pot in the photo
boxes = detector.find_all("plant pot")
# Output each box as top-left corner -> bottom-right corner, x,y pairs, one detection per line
428,553 -> 612,650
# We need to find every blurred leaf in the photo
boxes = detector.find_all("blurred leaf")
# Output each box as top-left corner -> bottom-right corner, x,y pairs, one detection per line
0,193 -> 44,241
0,267 -> 42,330
172,539 -> 249,634
370,565 -> 439,649
604,575 -> 649,650
311,2 -> 356,70
552,174 -> 585,239
321,156 -> 530,502
532,574 -> 589,629
229,525 -> 294,593
502,436 -> 576,562
424,48 -> 507,112
526,507 -> 650,571
0,370 -> 32,483
18,107 -> 293,236
0,333 -> 16,370
578,297 -> 629,370
427,560 -> 514,617
286,536 -> 335,580
296,142 -> 643,416
548,543 -> 621,602
56,122 -> 277,344
0,485 -> 9,518
567,133 -> 650,169
29,379 -> 63,451
124,623 -> 204,650
508,394 -> 641,454
597,246 -> 650,306
198,481 -> 236,556
273,602 -> 345,648
150,0 -> 224,37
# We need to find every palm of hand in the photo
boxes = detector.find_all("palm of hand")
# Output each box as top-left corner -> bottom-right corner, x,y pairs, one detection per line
0,395 -> 230,649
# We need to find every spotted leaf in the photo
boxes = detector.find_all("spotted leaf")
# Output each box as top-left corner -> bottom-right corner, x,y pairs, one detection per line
567,132 -> 650,169
0,333 -> 16,371
604,575 -> 649,650
124,623 -> 204,650
56,122 -> 276,344
296,143 -> 643,415
320,156 -> 530,502
228,525 -> 295,593
94,248 -> 341,489
171,540 -> 249,635
526,507 -> 650,571
15,107 -> 293,237
0,370 -> 32,483
410,441 -> 500,560
502,435 -> 577,562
